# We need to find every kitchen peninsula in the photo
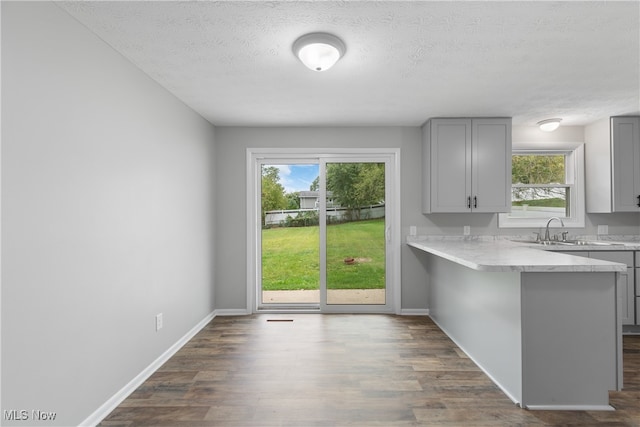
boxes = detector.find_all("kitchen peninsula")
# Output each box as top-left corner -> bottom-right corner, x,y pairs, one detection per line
408,237 -> 627,411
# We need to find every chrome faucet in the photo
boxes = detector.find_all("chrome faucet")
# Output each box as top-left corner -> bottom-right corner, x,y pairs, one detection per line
544,217 -> 565,241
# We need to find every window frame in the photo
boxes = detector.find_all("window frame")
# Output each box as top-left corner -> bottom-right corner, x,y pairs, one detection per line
246,148 -> 402,314
498,144 -> 585,228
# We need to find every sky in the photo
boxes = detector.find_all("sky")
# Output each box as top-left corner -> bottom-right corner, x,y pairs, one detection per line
273,164 -> 319,193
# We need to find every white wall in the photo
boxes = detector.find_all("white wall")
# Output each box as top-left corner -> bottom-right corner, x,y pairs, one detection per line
1,3 -> 216,426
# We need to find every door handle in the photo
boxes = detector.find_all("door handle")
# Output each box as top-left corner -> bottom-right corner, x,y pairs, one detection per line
467,196 -> 471,209
637,195 -> 640,207
473,196 -> 478,209
386,226 -> 391,242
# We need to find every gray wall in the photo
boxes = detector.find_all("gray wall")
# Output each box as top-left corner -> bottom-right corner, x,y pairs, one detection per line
1,3 -> 216,425
415,125 -> 640,237
214,127 -> 428,311
2,2 -> 639,425
214,125 -> 640,312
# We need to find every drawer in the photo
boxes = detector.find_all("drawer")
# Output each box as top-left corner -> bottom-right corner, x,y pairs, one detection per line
636,251 -> 640,267
588,251 -> 633,266
637,297 -> 640,325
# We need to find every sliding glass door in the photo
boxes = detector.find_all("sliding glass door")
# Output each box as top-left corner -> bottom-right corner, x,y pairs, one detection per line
260,162 -> 320,307
251,150 -> 397,313
322,160 -> 387,308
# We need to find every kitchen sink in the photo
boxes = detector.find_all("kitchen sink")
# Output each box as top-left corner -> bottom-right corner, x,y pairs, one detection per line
563,240 -> 624,246
511,240 -> 575,246
511,239 -> 623,247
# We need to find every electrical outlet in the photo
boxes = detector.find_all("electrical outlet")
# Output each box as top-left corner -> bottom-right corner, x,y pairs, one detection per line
409,226 -> 417,236
463,226 -> 470,236
597,225 -> 609,235
155,313 -> 163,331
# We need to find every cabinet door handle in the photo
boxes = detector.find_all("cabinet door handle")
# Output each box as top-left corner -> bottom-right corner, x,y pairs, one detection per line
473,196 -> 478,208
637,195 -> 640,207
467,196 -> 471,209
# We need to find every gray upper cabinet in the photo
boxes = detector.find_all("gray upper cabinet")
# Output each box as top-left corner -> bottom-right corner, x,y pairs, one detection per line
585,116 -> 640,213
422,118 -> 512,213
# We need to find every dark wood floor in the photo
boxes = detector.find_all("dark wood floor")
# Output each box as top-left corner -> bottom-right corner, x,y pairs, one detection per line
100,314 -> 640,426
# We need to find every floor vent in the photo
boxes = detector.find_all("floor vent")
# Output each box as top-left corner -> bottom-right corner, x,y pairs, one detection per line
266,319 -> 294,322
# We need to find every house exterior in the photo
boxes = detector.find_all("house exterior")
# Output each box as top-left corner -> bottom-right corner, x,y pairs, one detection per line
298,190 -> 337,209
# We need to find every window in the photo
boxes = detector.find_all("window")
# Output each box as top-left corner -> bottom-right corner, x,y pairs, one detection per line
511,153 -> 570,217
499,144 -> 585,228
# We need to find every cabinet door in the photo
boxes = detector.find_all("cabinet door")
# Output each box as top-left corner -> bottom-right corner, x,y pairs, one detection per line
589,251 -> 635,325
611,117 -> 640,211
619,269 -> 635,325
430,119 -> 471,212
471,119 -> 512,213
636,251 -> 639,324
636,268 -> 640,325
588,251 -> 633,266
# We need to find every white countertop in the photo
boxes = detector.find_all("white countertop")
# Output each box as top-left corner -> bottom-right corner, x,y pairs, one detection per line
523,239 -> 640,252
407,237 -> 628,273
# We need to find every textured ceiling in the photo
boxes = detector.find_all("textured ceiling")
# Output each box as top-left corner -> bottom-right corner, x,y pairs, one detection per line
56,1 -> 640,127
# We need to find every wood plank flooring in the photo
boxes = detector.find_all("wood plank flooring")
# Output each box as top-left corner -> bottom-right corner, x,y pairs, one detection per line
99,314 -> 640,426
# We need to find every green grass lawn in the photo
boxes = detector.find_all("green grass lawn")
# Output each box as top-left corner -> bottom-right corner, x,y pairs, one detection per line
512,198 -> 566,207
261,218 -> 385,291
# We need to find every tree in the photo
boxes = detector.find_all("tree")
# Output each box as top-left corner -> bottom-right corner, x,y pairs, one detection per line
354,163 -> 385,206
285,192 -> 300,210
261,166 -> 287,224
511,155 -> 566,203
310,176 -> 319,191
512,155 -> 564,184
326,163 -> 361,208
326,163 -> 385,220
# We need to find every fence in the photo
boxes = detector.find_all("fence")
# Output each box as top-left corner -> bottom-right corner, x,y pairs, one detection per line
265,204 -> 385,226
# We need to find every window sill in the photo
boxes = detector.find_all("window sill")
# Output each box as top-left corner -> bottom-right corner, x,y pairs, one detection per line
498,213 -> 585,229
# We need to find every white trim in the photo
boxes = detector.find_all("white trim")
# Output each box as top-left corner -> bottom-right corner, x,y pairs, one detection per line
215,308 -> 251,316
246,151 -> 256,317
400,309 -> 429,316
319,159 -> 328,308
524,405 -> 614,411
79,311 -> 216,427
246,148 -> 402,315
392,150 -> 402,315
499,144 -> 585,228
0,3 -> 4,413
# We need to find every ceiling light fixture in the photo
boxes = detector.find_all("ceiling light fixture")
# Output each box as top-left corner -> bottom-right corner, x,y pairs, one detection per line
292,32 -> 346,72
537,118 -> 562,132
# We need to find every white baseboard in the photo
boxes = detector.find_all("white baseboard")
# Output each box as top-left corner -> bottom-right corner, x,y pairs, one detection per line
399,308 -> 429,316
79,310 -> 216,427
524,405 -> 615,411
215,308 -> 251,316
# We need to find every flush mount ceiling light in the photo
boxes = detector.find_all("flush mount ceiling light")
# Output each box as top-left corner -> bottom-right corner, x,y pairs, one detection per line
537,118 -> 562,132
292,32 -> 346,72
